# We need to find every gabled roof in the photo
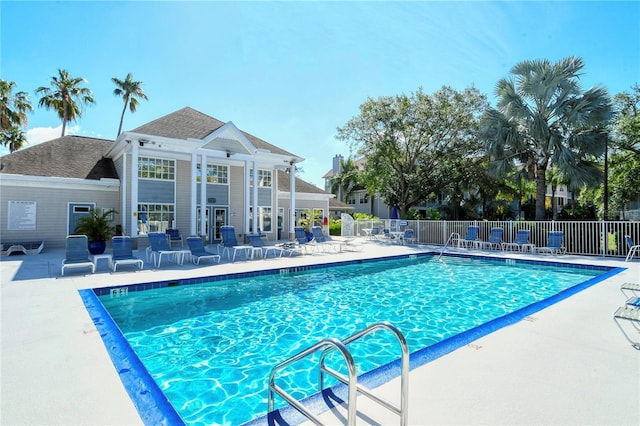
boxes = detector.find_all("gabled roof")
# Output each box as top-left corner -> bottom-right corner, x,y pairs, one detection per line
130,107 -> 298,157
0,136 -> 118,180
277,170 -> 329,195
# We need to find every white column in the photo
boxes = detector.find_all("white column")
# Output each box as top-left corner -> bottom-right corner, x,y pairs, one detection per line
130,142 -> 139,237
121,152 -> 127,234
253,161 -> 258,233
290,163 -> 296,240
244,160 -> 251,235
190,152 -> 197,236
200,154 -> 207,237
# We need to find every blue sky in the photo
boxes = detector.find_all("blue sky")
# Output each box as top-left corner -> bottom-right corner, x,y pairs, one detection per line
2,1 -> 639,187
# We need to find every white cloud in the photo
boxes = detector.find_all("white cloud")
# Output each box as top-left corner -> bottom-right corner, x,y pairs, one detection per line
26,125 -> 80,145
0,125 -> 81,157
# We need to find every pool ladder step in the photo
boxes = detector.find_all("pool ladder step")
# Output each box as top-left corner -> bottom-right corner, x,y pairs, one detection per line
268,322 -> 409,425
438,232 -> 460,260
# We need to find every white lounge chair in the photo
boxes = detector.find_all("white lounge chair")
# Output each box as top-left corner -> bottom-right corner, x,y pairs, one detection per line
502,229 -> 534,252
247,234 -> 291,258
537,232 -> 566,255
219,226 -> 252,261
613,304 -> 640,350
186,236 -> 221,264
481,227 -> 503,250
311,226 -> 344,252
148,232 -> 179,267
458,226 -> 480,248
111,236 -> 143,271
621,282 -> 640,298
61,235 -> 95,276
625,235 -> 640,262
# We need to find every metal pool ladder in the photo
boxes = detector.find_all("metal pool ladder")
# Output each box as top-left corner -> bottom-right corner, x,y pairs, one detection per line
438,232 -> 460,260
268,322 -> 409,426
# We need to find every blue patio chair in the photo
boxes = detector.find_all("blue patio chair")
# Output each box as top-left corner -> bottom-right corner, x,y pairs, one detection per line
458,226 -> 480,248
148,232 -> 179,267
369,226 -> 382,240
166,229 -> 183,247
311,226 -> 344,252
294,227 -> 316,254
502,230 -> 533,252
111,236 -> 143,271
481,228 -> 504,250
219,226 -> 252,261
625,235 -> 640,262
537,231 -> 566,255
61,235 -> 95,276
186,236 -> 221,264
247,234 -> 292,258
402,229 -> 415,244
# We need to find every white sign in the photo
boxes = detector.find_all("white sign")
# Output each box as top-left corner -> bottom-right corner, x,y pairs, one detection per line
8,201 -> 37,231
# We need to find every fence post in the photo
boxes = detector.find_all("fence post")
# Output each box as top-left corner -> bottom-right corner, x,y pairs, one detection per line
601,220 -> 606,257
444,220 -> 448,246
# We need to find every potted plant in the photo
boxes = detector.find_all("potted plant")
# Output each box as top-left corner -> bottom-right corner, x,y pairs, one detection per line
74,208 -> 117,254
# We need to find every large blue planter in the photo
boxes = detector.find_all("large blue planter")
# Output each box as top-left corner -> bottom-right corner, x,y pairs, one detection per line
88,240 -> 106,255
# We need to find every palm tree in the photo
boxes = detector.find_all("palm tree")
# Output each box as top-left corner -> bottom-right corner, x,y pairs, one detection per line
1,125 -> 27,152
36,69 -> 95,137
480,57 -> 614,220
112,73 -> 148,136
1,79 -> 33,130
330,156 -> 361,203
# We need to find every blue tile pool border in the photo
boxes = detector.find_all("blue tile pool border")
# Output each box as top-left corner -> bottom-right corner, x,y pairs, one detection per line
80,253 -> 625,425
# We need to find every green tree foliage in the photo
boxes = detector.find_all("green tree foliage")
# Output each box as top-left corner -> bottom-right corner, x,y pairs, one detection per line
330,156 -> 361,203
112,72 -> 148,136
1,79 -> 32,152
0,125 -> 27,152
613,84 -> 640,155
582,85 -> 640,218
610,85 -> 640,216
480,57 -> 614,220
36,69 -> 95,136
1,79 -> 33,130
337,86 -> 488,218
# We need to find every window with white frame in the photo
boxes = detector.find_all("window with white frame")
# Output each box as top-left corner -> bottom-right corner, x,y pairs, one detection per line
249,169 -> 272,187
249,206 -> 273,233
137,203 -> 175,234
138,157 -> 175,180
197,164 -> 228,184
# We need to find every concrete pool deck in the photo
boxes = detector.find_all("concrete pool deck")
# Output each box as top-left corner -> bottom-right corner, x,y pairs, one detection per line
1,240 -> 639,425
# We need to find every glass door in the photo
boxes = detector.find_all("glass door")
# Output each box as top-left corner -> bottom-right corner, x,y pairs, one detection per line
213,208 -> 227,241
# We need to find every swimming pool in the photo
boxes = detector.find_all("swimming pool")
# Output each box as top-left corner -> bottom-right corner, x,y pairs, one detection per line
82,254 -> 620,425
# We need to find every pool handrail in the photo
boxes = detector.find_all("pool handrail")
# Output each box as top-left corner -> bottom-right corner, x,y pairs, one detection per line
267,322 -> 409,426
438,232 -> 460,260
319,321 -> 410,426
268,337 -> 357,425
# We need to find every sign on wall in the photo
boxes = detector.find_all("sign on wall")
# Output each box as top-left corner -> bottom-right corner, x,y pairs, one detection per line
8,201 -> 37,231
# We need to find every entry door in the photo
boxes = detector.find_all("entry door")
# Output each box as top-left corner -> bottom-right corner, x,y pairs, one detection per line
68,203 -> 95,235
213,208 -> 227,242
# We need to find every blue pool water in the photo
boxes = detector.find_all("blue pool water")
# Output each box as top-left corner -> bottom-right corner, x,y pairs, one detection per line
92,255 -> 615,425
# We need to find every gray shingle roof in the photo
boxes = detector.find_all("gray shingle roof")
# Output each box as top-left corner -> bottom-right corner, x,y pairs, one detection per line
0,135 -> 118,180
277,170 -> 330,194
131,107 -> 298,157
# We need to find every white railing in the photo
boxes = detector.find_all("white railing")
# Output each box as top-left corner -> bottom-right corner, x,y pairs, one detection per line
353,219 -> 640,258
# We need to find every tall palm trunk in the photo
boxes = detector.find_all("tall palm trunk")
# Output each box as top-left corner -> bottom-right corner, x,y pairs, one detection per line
117,95 -> 129,136
535,165 -> 547,220
61,99 -> 69,136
